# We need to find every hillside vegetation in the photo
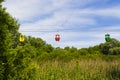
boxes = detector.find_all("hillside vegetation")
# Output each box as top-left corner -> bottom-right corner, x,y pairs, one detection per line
0,0 -> 120,80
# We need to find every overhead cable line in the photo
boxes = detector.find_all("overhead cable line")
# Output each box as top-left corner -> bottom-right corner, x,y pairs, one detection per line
19,28 -> 120,32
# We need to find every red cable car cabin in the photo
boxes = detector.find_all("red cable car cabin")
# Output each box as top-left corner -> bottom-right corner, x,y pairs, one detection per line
55,34 -> 60,41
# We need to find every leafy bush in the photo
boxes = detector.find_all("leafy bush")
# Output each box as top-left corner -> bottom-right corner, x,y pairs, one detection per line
109,47 -> 120,55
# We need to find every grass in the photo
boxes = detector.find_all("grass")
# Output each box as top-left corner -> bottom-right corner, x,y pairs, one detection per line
35,57 -> 120,80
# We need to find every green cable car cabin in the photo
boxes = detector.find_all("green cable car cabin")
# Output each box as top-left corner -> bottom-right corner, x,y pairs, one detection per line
105,33 -> 110,42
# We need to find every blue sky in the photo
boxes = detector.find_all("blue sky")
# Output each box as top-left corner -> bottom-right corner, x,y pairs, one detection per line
2,0 -> 120,48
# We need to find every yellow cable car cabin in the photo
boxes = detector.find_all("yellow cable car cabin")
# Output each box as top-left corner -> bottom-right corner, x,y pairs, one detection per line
19,34 -> 25,42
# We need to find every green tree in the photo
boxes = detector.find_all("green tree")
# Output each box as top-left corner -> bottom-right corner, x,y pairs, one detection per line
64,46 -> 70,51
99,38 -> 120,55
42,44 -> 54,53
99,42 -> 111,55
28,36 -> 45,48
0,1 -> 19,79
0,2 -> 13,79
7,44 -> 38,80
109,47 -> 120,55
0,0 -> 4,3
78,48 -> 89,55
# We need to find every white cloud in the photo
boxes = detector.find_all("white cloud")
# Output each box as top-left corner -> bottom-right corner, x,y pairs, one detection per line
2,0 -> 41,20
19,9 -> 96,31
2,0 -> 102,21
76,6 -> 120,18
2,0 -> 120,48
96,7 -> 120,18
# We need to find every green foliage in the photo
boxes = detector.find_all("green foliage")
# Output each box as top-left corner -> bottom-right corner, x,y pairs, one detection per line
0,2 -> 15,79
0,24 -> 11,52
99,38 -> 120,55
0,0 -> 4,3
99,42 -> 111,55
27,36 -> 45,48
42,44 -> 54,53
7,44 -> 38,80
109,47 -> 120,55
78,48 -> 89,55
